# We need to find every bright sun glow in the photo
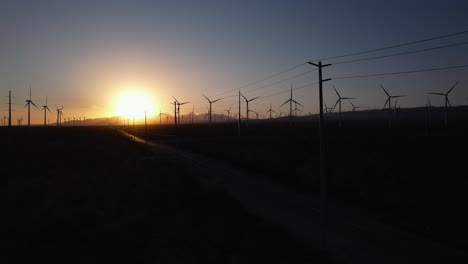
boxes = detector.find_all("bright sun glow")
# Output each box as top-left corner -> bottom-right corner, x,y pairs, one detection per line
115,92 -> 156,119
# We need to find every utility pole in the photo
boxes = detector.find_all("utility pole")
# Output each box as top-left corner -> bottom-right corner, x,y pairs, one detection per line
308,61 -> 331,248
144,110 -> 148,144
174,100 -> 177,128
8,91 -> 12,127
238,90 -> 241,137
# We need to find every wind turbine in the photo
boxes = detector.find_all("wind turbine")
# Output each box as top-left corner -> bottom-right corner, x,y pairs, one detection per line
42,96 -> 51,127
381,84 -> 407,126
225,106 -> 232,121
293,103 -> 302,117
55,105 -> 63,126
190,106 -> 195,124
349,100 -> 362,112
381,84 -> 407,111
24,85 -> 39,127
280,84 -> 302,126
203,94 -> 223,127
427,82 -> 458,126
266,103 -> 276,120
240,93 -> 260,128
173,96 -> 189,127
323,101 -> 333,114
332,85 -> 355,127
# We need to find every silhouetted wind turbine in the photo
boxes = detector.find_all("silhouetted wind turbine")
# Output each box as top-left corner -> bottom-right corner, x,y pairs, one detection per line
173,96 -> 189,127
280,84 -> 302,126
203,94 -> 222,127
190,106 -> 195,124
381,84 -> 407,111
24,85 -> 38,127
349,100 -> 362,112
55,105 -> 63,126
225,106 -> 232,121
427,82 -> 458,126
42,96 -> 51,127
332,85 -> 355,127
381,84 -> 406,126
241,93 -> 259,128
266,103 -> 276,120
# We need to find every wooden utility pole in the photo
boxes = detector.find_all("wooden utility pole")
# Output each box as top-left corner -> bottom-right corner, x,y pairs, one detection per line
308,61 -> 331,248
238,90 -> 241,137
8,91 -> 12,127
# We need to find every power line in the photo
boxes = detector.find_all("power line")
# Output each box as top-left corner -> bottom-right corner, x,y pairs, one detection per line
211,63 -> 307,98
332,64 -> 468,80
333,41 -> 468,65
310,30 -> 468,62
243,69 -> 317,94
260,81 -> 320,100
206,30 -> 468,99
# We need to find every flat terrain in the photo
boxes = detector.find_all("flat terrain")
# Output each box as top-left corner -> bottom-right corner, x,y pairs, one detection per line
133,117 -> 468,252
4,127 -> 321,263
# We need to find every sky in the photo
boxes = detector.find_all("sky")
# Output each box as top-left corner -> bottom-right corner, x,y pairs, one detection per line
1,0 -> 467,124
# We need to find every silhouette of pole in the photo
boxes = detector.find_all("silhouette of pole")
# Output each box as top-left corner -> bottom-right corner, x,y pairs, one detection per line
308,61 -> 331,248
8,91 -> 11,127
144,110 -> 148,143
173,100 -> 177,128
238,90 -> 241,137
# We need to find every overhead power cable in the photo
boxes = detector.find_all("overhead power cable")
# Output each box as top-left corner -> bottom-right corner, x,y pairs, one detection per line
333,41 -> 468,65
331,64 -> 468,80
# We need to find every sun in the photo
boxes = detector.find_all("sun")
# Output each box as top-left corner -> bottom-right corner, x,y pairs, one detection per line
114,92 -> 156,119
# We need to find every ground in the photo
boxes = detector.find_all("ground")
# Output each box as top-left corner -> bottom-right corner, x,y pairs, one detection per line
4,127 -> 323,263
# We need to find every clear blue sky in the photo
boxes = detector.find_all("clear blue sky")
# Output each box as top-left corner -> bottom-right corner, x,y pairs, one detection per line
1,0 -> 467,123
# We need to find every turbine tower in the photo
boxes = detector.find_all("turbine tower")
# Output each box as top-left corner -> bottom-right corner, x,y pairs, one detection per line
42,96 -> 51,127
203,94 -> 222,127
24,85 -> 38,127
427,82 -> 458,126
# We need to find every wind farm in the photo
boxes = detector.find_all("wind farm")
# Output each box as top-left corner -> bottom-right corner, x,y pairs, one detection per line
3,1 -> 468,263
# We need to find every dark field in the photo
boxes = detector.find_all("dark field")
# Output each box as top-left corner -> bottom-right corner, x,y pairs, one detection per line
132,117 -> 468,251
4,127 -> 321,263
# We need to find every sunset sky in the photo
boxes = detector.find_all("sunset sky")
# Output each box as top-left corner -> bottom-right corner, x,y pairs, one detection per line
1,0 -> 467,124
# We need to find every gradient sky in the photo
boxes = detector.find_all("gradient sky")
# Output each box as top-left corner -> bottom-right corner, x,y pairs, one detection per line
1,0 -> 467,124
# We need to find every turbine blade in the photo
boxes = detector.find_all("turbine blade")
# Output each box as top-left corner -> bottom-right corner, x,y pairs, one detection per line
202,94 -> 210,102
292,100 -> 304,107
380,84 -> 390,96
172,96 -> 179,103
30,101 -> 39,109
332,85 -> 340,98
250,96 -> 260,101
446,81 -> 459,95
279,99 -> 290,107
427,93 -> 444,96
212,98 -> 222,103
333,99 -> 340,110
383,98 -> 390,109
